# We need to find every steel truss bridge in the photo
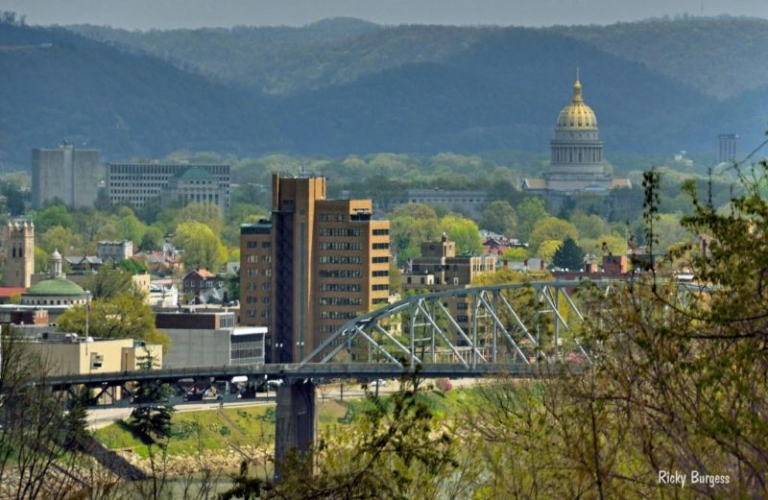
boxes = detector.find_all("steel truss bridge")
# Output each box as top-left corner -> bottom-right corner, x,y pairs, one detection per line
42,279 -> 702,472
47,280 -> 596,393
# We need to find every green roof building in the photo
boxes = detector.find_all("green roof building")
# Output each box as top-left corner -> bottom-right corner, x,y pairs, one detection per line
21,249 -> 88,306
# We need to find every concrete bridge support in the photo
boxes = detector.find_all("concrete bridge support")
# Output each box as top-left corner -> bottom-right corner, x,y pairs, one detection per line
274,379 -> 317,480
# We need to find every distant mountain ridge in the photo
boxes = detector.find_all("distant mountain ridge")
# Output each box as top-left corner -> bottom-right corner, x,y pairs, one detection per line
1,17 -> 767,170
69,16 -> 768,100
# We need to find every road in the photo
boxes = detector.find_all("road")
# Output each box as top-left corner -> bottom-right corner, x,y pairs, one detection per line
87,377 -> 488,430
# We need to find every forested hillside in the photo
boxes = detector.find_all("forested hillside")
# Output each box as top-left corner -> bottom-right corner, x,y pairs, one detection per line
561,16 -> 768,99
70,16 -> 768,100
1,16 -> 767,170
0,22 -> 281,167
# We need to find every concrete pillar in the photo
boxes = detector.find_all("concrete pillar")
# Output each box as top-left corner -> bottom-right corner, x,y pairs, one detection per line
274,380 -> 317,481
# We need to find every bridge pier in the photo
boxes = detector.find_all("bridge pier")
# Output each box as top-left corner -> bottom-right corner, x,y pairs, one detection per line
274,379 -> 317,481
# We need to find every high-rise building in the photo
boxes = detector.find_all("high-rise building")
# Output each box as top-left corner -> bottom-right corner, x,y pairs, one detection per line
105,162 -> 230,211
3,220 -> 34,288
718,134 -> 740,164
32,143 -> 101,209
240,173 -> 391,363
523,73 -> 630,201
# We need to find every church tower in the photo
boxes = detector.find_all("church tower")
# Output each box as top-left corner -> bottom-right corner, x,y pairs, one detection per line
3,220 -> 35,288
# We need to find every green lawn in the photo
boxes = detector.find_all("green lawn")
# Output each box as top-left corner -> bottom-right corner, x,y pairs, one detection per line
93,387 -> 481,459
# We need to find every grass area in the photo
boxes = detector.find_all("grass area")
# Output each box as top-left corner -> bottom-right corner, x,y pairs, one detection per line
94,406 -> 276,458
93,386 -> 487,458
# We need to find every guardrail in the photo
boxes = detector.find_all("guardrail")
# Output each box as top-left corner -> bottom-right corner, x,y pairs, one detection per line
43,361 -> 582,391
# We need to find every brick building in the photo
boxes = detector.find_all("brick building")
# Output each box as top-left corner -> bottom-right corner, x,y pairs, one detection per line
240,173 -> 390,363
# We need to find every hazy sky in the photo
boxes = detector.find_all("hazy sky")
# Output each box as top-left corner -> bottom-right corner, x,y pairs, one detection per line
1,0 -> 767,29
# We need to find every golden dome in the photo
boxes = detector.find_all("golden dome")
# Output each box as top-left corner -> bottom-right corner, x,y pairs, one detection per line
556,75 -> 598,130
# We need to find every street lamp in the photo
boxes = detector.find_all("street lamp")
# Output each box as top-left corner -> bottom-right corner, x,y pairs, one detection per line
296,341 -> 305,360
534,309 -> 554,363
275,342 -> 284,363
85,290 -> 92,339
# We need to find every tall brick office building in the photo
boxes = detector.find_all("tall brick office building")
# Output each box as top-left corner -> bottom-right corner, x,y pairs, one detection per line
240,174 -> 390,363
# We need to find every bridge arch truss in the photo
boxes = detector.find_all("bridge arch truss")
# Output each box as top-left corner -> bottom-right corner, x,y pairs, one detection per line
300,280 -> 596,370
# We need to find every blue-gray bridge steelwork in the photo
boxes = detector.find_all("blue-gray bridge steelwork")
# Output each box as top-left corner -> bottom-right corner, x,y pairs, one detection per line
47,280 -> 594,391
42,280 -> 603,475
37,278 -> 707,477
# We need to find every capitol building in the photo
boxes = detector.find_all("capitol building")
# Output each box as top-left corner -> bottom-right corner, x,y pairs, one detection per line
524,73 -> 630,199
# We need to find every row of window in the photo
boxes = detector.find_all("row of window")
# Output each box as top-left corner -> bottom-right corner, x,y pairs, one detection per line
320,228 -> 362,237
319,270 -> 363,278
245,269 -> 273,277
372,243 -> 389,250
244,282 -> 272,291
372,229 -> 389,236
372,257 -> 389,264
319,297 -> 362,306
245,241 -> 271,249
320,283 -> 362,292
319,214 -> 347,222
246,309 -> 271,318
245,296 -> 271,304
184,279 -> 220,288
320,311 -> 359,320
245,255 -> 272,263
319,242 -> 362,251
372,270 -> 389,277
319,256 -> 362,264
108,165 -> 229,175
372,284 -> 388,291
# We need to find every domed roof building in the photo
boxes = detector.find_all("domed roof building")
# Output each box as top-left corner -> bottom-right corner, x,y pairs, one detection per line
523,72 -> 630,199
22,250 -> 89,306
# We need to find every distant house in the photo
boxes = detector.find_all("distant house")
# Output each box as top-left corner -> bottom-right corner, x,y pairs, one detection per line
97,240 -> 134,262
480,230 -> 527,255
64,256 -> 103,274
131,250 -> 180,276
182,268 -> 225,304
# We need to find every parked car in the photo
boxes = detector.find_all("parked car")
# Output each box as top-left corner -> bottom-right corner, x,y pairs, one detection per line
362,379 -> 388,388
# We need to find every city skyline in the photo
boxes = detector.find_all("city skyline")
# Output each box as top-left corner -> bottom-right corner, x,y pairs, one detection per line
0,0 -> 767,30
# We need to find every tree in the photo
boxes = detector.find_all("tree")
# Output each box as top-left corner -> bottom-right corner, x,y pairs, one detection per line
500,247 -> 529,261
479,200 -> 518,236
527,217 -> 578,255
465,164 -> 768,498
0,331 -> 91,498
220,376 -> 459,499
87,264 -> 142,300
56,293 -> 170,352
535,239 -> 561,264
128,348 -> 177,500
129,349 -> 174,444
33,203 -> 73,233
140,225 -> 165,251
389,203 -> 437,221
571,212 -> 609,240
114,210 -> 147,244
118,258 -> 149,275
552,237 -> 585,270
174,221 -> 227,272
389,216 -> 440,261
515,197 -> 549,242
579,234 -> 628,259
439,215 -> 482,255
40,225 -> 83,255
173,202 -> 224,236
225,269 -> 240,302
